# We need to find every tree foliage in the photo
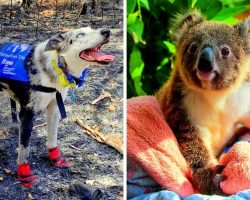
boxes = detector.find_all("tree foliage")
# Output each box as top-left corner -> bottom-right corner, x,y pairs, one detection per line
127,0 -> 250,97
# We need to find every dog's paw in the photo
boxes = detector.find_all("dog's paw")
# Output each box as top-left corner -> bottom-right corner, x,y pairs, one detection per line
17,163 -> 40,188
52,157 -> 72,168
21,175 -> 40,188
48,147 -> 72,168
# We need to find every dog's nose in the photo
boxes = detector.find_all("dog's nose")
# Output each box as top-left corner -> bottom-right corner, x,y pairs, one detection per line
100,29 -> 111,38
198,47 -> 214,72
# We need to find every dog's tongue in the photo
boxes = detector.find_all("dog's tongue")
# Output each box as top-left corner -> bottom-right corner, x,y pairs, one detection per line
80,48 -> 115,63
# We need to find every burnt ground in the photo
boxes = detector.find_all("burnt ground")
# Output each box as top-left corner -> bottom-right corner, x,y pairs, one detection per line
0,1 -> 123,200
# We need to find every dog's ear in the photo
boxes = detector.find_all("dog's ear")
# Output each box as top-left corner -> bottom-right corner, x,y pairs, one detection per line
44,33 -> 65,51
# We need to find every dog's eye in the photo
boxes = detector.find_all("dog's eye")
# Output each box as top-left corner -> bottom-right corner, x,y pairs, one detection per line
77,33 -> 85,38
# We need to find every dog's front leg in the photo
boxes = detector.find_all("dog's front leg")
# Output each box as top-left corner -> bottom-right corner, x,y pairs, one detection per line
17,106 -> 39,188
47,100 -> 60,148
46,100 -> 71,167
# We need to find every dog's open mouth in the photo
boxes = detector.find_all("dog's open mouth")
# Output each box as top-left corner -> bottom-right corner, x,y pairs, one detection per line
79,41 -> 115,63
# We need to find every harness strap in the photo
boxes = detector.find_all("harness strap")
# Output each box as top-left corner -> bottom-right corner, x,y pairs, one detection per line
32,85 -> 66,119
31,84 -> 57,93
10,84 -> 66,122
56,91 -> 67,119
30,85 -> 66,119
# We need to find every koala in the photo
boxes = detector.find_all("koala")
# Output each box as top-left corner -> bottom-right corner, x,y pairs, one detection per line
156,10 -> 250,194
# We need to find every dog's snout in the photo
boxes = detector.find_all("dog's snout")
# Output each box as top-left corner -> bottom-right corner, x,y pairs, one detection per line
198,47 -> 214,72
100,29 -> 111,38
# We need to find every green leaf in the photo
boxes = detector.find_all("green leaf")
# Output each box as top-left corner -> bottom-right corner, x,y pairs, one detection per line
156,67 -> 170,85
212,6 -> 248,22
195,0 -> 222,19
156,57 -> 171,85
127,79 -> 137,97
139,0 -> 150,11
173,0 -> 188,9
127,12 -> 144,43
161,58 -> 169,65
129,45 -> 144,79
222,0 -> 250,7
127,12 -> 138,25
129,46 -> 146,95
188,0 -> 198,8
163,41 -> 176,54
220,17 -> 238,25
127,0 -> 137,14
150,0 -> 177,16
134,77 -> 147,96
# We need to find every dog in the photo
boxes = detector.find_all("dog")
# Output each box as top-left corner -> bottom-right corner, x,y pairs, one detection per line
0,27 -> 115,187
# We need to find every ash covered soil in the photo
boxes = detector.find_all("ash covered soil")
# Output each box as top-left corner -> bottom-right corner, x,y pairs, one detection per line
0,1 -> 123,199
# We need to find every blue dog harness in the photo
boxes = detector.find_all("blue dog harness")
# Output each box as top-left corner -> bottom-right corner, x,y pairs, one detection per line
0,43 -> 87,122
0,43 -> 31,82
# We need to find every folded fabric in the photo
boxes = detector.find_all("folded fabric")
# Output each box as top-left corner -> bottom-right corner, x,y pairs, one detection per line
217,141 -> 250,195
131,189 -> 250,200
127,96 -> 194,198
127,157 -> 162,199
131,190 -> 181,200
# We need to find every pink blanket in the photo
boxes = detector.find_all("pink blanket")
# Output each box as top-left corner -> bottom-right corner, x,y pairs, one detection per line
127,96 -> 194,198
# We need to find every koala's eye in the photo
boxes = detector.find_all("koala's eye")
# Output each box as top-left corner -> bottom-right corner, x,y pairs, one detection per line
221,47 -> 230,57
188,43 -> 198,54
76,33 -> 85,38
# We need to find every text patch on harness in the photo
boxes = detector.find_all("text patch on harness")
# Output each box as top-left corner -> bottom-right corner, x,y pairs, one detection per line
0,43 -> 33,83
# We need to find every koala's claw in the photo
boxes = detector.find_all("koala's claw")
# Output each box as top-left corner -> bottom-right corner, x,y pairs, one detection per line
213,165 -> 225,174
213,173 -> 226,194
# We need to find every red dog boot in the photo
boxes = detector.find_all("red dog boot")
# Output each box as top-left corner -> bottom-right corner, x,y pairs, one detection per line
17,163 -> 39,188
48,147 -> 71,168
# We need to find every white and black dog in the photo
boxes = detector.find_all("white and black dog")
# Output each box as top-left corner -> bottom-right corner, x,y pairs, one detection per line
0,27 -> 115,187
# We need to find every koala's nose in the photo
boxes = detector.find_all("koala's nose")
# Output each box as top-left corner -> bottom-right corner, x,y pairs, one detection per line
100,29 -> 111,38
198,47 -> 214,72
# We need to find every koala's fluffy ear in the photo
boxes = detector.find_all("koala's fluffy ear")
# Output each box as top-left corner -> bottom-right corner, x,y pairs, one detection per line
170,10 -> 204,42
44,33 -> 65,51
234,18 -> 250,49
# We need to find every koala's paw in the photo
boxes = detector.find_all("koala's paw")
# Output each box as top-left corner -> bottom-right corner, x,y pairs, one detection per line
192,167 -> 222,195
213,165 -> 226,193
